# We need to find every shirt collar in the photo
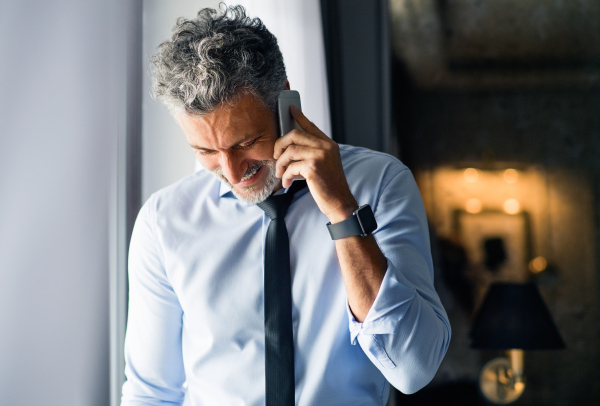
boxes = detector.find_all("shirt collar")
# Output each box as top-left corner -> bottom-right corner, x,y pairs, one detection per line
219,180 -> 234,197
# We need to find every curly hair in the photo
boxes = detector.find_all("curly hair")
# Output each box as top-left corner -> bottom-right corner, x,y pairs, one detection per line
150,4 -> 287,115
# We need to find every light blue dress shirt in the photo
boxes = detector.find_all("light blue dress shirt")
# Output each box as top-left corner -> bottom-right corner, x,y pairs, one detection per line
122,144 -> 450,406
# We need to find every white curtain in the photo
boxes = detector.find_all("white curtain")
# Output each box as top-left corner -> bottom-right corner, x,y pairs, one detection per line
237,0 -> 332,137
0,0 -> 114,404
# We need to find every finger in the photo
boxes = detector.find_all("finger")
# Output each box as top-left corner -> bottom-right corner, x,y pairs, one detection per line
275,144 -> 324,178
273,129 -> 327,159
290,105 -> 329,140
280,161 -> 306,189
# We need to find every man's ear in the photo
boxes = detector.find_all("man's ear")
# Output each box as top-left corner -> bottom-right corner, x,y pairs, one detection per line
284,80 -> 290,90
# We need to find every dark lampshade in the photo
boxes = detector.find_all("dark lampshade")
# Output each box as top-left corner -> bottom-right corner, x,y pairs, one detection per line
470,282 -> 566,350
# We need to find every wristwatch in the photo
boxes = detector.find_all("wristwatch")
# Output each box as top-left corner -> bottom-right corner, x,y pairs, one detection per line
326,204 -> 377,240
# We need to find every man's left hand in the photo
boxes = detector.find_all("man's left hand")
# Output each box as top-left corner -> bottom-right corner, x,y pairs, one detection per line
274,105 -> 358,224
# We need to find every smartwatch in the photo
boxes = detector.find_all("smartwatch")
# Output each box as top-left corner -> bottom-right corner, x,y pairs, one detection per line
326,204 -> 377,240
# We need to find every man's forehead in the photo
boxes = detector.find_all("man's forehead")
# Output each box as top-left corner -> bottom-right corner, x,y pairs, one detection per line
187,130 -> 269,150
177,101 -> 275,150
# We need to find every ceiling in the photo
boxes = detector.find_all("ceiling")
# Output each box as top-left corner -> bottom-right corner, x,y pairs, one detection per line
390,0 -> 600,89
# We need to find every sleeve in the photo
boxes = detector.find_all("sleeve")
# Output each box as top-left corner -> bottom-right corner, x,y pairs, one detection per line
347,168 -> 451,394
121,198 -> 186,406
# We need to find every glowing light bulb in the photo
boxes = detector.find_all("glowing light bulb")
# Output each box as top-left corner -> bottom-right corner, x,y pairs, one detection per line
529,256 -> 548,273
504,169 -> 518,183
464,168 -> 479,183
504,199 -> 520,214
465,198 -> 482,213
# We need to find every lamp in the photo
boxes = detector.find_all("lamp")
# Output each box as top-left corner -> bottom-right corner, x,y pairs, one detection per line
470,282 -> 565,404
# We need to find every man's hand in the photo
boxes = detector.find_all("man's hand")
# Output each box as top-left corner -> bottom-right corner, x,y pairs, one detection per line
274,105 -> 358,224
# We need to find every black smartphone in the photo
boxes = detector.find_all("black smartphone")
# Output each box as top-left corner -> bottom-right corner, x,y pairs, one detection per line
277,90 -> 302,137
277,90 -> 305,181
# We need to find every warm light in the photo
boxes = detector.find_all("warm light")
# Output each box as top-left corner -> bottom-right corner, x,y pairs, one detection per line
466,198 -> 482,213
504,169 -> 518,183
503,199 -> 520,214
529,256 -> 548,273
464,168 -> 479,183
514,381 -> 526,392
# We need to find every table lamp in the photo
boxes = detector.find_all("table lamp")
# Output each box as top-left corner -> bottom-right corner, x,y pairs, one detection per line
470,282 -> 565,404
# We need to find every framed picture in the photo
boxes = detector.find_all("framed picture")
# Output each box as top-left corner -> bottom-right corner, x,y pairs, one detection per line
453,210 -> 532,306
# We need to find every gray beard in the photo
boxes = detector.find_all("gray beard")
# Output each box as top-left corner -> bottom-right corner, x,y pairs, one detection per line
209,160 -> 280,204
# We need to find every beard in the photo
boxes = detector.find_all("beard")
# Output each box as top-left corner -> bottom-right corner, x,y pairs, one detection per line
210,160 -> 281,204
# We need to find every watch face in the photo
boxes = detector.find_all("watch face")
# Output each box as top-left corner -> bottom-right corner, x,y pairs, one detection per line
356,204 -> 377,234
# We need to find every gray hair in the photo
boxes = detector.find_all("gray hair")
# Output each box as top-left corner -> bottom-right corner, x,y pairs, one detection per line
150,4 -> 287,116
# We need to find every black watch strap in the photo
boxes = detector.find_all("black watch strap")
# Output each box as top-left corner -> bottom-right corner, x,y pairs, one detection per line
327,204 -> 377,240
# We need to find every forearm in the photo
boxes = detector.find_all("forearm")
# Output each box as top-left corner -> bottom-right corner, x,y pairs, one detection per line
328,200 -> 387,322
335,234 -> 387,321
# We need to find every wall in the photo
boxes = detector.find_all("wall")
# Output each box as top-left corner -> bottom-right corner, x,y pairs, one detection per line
0,0 -> 115,404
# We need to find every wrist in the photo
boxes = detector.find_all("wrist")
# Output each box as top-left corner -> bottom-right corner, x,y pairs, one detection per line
327,200 -> 359,224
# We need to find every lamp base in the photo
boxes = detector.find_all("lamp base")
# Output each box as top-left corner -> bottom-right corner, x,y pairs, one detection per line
479,356 -> 526,404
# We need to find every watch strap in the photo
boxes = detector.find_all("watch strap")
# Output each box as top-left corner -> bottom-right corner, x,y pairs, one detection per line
327,204 -> 377,240
327,213 -> 364,240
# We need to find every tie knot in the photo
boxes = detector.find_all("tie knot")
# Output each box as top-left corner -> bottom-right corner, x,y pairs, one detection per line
256,180 -> 307,220
257,193 -> 294,219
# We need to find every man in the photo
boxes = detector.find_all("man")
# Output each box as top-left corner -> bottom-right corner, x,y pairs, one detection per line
122,5 -> 450,406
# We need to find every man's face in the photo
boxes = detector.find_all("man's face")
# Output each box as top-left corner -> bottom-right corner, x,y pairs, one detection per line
177,94 -> 282,204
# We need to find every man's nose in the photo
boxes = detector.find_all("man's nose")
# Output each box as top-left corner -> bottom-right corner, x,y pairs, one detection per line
220,152 -> 247,185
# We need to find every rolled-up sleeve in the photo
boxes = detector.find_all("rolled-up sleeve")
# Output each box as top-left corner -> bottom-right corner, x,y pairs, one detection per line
121,197 -> 186,405
347,168 -> 451,394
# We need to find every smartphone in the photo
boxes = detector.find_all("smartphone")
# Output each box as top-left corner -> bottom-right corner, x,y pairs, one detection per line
277,90 -> 305,181
277,90 -> 302,137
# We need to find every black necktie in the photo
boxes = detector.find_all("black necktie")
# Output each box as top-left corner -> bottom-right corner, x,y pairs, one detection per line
256,180 -> 307,406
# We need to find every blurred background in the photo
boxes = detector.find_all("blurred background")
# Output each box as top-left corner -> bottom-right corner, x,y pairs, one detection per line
0,0 -> 597,405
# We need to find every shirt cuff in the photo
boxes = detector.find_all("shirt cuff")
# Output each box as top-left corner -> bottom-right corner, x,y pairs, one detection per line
347,260 -> 417,345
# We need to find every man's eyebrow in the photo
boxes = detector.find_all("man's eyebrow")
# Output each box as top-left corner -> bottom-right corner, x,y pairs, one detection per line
189,132 -> 267,151
189,144 -> 214,151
